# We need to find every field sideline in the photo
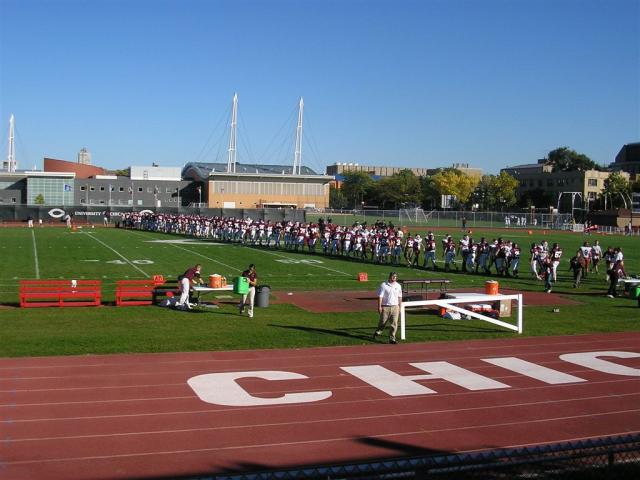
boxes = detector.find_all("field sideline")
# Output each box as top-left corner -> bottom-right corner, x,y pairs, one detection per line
0,225 -> 638,358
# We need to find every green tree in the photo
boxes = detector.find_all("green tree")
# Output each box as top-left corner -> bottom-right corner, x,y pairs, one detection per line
430,169 -> 479,207
547,147 -> 600,172
376,169 -> 422,209
112,168 -> 130,177
340,171 -> 375,208
34,194 -> 45,205
476,172 -> 518,210
601,171 -> 631,208
420,176 -> 440,210
329,185 -> 348,209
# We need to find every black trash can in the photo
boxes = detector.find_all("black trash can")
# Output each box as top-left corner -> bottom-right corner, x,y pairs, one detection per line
255,285 -> 271,308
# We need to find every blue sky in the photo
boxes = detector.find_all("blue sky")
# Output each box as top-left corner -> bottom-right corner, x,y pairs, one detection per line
0,0 -> 638,175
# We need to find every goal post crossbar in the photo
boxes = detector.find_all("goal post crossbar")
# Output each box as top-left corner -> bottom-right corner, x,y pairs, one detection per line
399,293 -> 523,340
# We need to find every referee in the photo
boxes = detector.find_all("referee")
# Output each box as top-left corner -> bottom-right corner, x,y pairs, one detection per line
373,271 -> 403,344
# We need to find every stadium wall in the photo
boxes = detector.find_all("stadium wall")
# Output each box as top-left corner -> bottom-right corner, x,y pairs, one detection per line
0,206 -> 306,225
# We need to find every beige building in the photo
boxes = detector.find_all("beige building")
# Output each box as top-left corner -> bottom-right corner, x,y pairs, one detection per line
183,162 -> 333,209
502,160 -> 630,209
326,162 -> 482,178
207,173 -> 332,209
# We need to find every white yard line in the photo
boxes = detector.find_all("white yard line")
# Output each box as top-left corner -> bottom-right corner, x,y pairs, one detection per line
256,248 -> 350,276
125,230 -> 242,273
124,229 -> 348,275
168,243 -> 242,273
31,230 -> 40,279
85,233 -> 149,277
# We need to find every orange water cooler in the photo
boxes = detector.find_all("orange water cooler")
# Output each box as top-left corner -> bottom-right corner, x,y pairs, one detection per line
485,280 -> 499,295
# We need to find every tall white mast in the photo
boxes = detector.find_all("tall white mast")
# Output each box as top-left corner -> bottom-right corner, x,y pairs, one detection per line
6,114 -> 16,172
227,93 -> 238,173
293,97 -> 304,175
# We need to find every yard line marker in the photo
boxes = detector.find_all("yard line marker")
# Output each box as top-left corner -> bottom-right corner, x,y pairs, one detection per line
31,229 -> 40,279
84,233 -> 149,277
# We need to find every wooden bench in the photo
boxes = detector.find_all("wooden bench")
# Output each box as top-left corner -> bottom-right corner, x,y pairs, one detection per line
400,278 -> 451,302
115,279 -> 159,306
19,280 -> 102,308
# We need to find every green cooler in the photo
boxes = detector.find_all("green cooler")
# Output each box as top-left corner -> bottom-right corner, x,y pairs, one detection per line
234,276 -> 249,295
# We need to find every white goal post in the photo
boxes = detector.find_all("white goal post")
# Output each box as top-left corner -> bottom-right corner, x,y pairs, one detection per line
399,293 -> 523,340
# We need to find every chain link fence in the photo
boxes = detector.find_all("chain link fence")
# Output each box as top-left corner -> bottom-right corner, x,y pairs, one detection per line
307,208 -> 573,230
196,433 -> 640,480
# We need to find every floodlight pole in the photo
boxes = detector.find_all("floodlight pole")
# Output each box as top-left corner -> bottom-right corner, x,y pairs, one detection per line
293,97 -> 304,176
227,93 -> 238,173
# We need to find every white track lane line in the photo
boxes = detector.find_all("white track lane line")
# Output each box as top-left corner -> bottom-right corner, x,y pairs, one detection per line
84,232 -> 149,277
31,229 -> 40,279
3,412 -> 638,465
7,398 -> 639,443
0,334 -> 637,373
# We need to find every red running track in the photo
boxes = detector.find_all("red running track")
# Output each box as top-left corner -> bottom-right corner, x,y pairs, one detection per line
1,332 -> 640,479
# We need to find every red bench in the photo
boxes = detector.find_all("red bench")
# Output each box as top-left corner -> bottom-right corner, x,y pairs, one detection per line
115,279 -> 158,306
19,280 -> 102,308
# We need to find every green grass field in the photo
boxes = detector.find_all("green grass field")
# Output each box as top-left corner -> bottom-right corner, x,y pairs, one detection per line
1,225 -> 638,358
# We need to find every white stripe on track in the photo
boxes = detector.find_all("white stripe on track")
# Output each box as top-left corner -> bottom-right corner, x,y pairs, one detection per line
3,412 -> 638,464
84,233 -> 149,277
31,229 -> 40,279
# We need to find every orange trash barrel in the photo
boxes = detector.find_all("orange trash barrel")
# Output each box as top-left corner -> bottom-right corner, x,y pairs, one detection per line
485,280 -> 499,295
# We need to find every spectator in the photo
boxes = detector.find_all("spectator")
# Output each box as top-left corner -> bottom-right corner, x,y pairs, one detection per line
542,257 -> 553,293
372,271 -> 403,344
176,264 -> 202,310
607,260 -> 627,298
569,249 -> 586,288
239,264 -> 258,318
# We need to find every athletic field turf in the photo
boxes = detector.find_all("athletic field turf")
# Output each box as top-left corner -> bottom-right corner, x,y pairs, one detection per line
1,226 -> 638,358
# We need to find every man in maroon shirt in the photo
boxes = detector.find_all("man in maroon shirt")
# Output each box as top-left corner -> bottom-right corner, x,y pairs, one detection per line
177,264 -> 202,310
239,264 -> 257,318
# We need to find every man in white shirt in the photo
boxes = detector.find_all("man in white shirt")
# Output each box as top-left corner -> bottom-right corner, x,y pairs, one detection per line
373,272 -> 403,344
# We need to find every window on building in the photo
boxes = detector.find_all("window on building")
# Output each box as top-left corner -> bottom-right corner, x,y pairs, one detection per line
166,188 -> 172,193
119,187 -> 124,192
80,199 -> 86,204
80,186 -> 86,191
138,187 -> 143,192
11,197 -> 16,203
147,187 -> 153,193
90,186 -> 95,191
99,200 -> 105,204
588,178 -> 598,187
100,186 -> 105,191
